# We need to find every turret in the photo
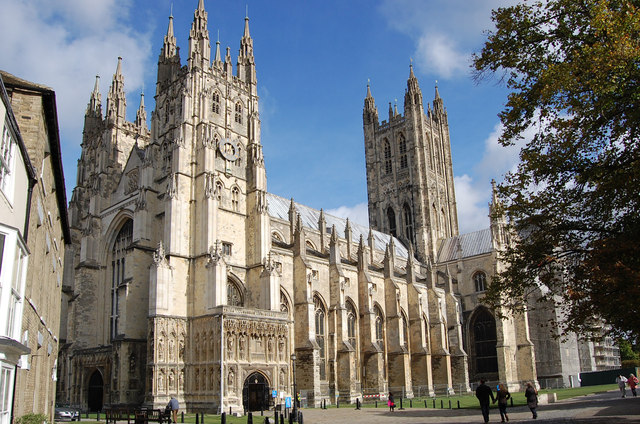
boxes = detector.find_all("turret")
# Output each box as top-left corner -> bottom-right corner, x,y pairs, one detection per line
363,82 -> 378,125
135,93 -> 147,131
158,13 -> 181,86
404,64 -> 423,110
86,75 -> 102,118
106,57 -> 126,125
237,15 -> 256,85
188,0 -> 211,70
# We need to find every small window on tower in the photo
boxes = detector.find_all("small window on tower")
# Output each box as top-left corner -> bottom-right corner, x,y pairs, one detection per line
384,139 -> 392,174
231,187 -> 239,211
474,271 -> 487,292
399,135 -> 408,169
212,91 -> 221,114
222,242 -> 232,256
234,102 -> 243,124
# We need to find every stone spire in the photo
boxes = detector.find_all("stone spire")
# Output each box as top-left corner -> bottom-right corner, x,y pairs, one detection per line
213,35 -> 223,70
433,81 -> 445,115
162,14 -> 178,60
188,0 -> 211,70
237,14 -> 256,84
106,57 -> 126,124
135,92 -> 147,130
404,63 -> 423,108
363,81 -> 378,124
86,75 -> 102,117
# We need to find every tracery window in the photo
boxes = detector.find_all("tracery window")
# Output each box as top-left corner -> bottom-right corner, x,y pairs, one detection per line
111,219 -> 132,341
383,139 -> 392,174
280,291 -> 289,315
374,306 -> 384,347
346,301 -> 357,348
234,102 -> 243,124
399,135 -> 408,169
401,312 -> 409,350
403,203 -> 414,245
227,279 -> 244,306
474,271 -> 487,293
387,207 -> 397,237
212,91 -> 221,114
314,295 -> 327,380
231,187 -> 239,212
216,182 -> 223,202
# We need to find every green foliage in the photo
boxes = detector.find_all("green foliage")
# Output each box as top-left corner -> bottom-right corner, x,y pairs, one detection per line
473,0 -> 640,338
15,413 -> 49,424
618,338 -> 639,361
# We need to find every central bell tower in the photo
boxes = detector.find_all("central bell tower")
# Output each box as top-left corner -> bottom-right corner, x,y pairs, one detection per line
363,66 -> 459,262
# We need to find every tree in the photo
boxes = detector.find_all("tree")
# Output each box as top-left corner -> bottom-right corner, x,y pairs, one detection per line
473,0 -> 640,339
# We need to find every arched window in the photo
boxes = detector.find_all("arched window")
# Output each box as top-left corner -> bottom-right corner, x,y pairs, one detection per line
280,291 -> 289,315
472,307 -> 498,376
227,279 -> 244,306
111,219 -> 132,341
401,312 -> 409,350
212,91 -> 221,114
399,135 -> 408,169
314,295 -> 327,380
216,182 -> 223,202
474,271 -> 487,292
346,301 -> 357,348
403,203 -> 414,245
383,139 -> 392,174
374,306 -> 384,347
387,207 -> 397,237
234,102 -> 243,124
231,187 -> 240,212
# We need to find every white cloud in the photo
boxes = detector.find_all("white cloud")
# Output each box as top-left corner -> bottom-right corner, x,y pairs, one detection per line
0,0 -> 153,187
416,33 -> 469,78
454,174 -> 490,234
326,203 -> 370,228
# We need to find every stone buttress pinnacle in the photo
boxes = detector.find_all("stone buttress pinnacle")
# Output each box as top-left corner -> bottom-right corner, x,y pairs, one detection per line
404,63 -> 423,107
162,15 -> 178,60
135,92 -> 147,129
363,82 -> 378,123
188,0 -> 211,68
106,57 -> 126,122
86,75 -> 102,116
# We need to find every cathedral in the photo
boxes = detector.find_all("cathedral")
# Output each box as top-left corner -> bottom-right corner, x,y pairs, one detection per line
57,0 -> 617,413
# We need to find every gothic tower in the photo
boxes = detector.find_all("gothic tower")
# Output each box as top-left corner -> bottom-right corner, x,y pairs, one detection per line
363,66 -> 459,262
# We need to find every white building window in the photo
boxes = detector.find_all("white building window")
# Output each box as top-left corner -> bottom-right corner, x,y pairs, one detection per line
0,120 -> 15,201
0,366 -> 15,424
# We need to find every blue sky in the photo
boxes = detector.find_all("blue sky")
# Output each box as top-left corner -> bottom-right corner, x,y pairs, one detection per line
0,0 -> 521,234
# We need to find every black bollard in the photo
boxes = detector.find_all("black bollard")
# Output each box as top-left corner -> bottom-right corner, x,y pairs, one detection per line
279,412 -> 284,424
230,407 -> 232,416
336,399 -> 339,409
298,412 -> 303,424
261,408 -> 264,417
288,411 -> 293,424
457,400 -> 460,409
195,413 -> 199,424
356,398 -> 361,410
409,399 -> 412,408
510,397 -> 514,407
202,413 -> 205,424
424,400 -> 427,408
248,412 -> 253,424
181,412 -> 184,423
264,418 -> 270,424
97,412 -> 100,422
440,399 -> 443,409
221,413 -> 226,424
449,400 -> 451,409
375,400 -> 378,408
433,399 -> 436,408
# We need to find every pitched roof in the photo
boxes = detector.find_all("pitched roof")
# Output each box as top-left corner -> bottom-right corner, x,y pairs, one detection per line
437,228 -> 493,263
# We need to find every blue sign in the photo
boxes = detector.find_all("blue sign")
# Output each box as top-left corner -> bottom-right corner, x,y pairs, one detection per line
272,390 -> 277,398
285,397 -> 292,408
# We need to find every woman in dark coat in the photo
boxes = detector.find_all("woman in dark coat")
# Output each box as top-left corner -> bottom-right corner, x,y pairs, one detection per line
525,382 -> 538,419
387,392 -> 395,412
494,383 -> 511,422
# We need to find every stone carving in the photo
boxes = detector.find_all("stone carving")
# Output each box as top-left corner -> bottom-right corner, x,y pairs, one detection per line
178,338 -> 185,361
168,338 -> 175,362
158,370 -> 165,392
278,337 -> 286,361
267,337 -> 274,361
238,335 -> 246,360
153,241 -> 167,266
228,368 -> 235,393
157,336 -> 164,362
129,352 -> 136,373
135,188 -> 147,211
204,172 -> 216,199
167,173 -> 178,199
125,168 -> 139,194
227,334 -> 235,360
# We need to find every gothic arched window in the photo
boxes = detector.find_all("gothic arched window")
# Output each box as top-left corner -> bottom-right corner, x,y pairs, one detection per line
234,102 -> 243,124
374,306 -> 384,347
314,295 -> 327,380
387,207 -> 397,237
111,219 -> 132,341
212,91 -> 221,114
472,307 -> 498,375
399,135 -> 408,169
383,139 -> 392,174
227,280 -> 244,306
474,271 -> 487,292
346,301 -> 357,348
280,291 -> 290,315
216,182 -> 223,203
401,312 -> 409,349
231,187 -> 240,212
403,203 -> 414,245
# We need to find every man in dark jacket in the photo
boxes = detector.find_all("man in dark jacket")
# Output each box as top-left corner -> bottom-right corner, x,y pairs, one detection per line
475,379 -> 495,423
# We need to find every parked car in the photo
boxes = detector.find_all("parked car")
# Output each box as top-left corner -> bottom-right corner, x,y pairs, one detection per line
55,405 -> 80,422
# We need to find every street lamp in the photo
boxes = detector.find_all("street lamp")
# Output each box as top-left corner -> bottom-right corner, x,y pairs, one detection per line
291,353 -> 297,422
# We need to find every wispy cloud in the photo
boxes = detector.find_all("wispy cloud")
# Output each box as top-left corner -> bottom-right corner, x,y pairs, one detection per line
0,0 -> 154,187
326,203 -> 370,228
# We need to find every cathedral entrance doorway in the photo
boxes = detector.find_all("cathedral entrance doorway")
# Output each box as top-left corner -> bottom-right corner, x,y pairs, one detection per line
470,307 -> 498,379
242,372 -> 270,412
87,370 -> 104,412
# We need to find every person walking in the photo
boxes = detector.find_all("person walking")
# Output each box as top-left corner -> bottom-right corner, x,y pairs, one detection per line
167,395 -> 179,423
493,383 -> 511,422
475,379 -> 495,423
616,375 -> 628,398
629,374 -> 639,397
387,392 -> 395,412
525,382 -> 539,419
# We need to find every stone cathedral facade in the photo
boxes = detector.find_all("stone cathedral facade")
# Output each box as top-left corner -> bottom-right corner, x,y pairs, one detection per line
57,0 -> 616,413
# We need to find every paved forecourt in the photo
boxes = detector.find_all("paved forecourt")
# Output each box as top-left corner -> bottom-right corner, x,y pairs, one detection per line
300,390 -> 640,423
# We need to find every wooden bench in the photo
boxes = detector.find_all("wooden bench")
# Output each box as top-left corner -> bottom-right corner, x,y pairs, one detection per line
104,407 -> 135,424
134,408 -> 171,424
